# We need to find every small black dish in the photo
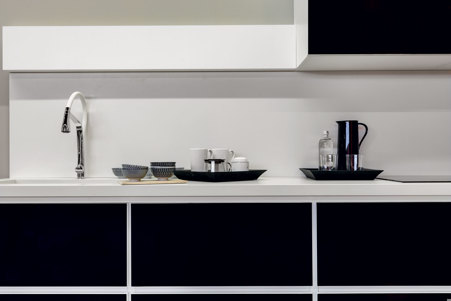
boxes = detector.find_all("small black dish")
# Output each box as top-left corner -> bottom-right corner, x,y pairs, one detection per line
174,170 -> 267,182
300,168 -> 383,180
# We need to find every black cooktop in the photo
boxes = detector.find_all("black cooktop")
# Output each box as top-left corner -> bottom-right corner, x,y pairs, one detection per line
378,175 -> 451,183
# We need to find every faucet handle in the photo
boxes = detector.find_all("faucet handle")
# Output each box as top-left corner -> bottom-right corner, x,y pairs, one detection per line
61,107 -> 71,133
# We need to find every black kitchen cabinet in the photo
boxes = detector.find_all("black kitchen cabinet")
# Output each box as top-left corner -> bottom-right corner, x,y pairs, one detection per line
319,294 -> 451,301
0,204 -> 126,286
309,0 -> 451,54
133,295 -> 311,301
132,203 -> 312,286
318,203 -> 451,285
0,296 -> 125,301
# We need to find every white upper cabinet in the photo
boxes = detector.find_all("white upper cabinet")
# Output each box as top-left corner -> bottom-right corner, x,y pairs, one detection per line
3,0 -> 451,72
2,26 -> 296,71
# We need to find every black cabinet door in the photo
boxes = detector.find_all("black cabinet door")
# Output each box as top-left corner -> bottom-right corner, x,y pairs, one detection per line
132,203 -> 312,286
318,203 -> 451,286
0,296 -> 125,301
309,0 -> 451,54
320,295 -> 451,301
133,295 -> 311,301
0,204 -> 126,286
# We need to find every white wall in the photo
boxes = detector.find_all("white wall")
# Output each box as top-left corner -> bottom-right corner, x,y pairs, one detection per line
10,72 -> 451,178
3,1 -> 451,178
0,0 -> 293,178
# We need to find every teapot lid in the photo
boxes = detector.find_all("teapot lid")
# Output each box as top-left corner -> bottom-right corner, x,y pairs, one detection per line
231,157 -> 249,163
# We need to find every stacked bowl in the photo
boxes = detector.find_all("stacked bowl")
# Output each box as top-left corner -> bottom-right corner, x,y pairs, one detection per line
120,164 -> 149,182
112,168 -> 126,179
150,162 -> 176,181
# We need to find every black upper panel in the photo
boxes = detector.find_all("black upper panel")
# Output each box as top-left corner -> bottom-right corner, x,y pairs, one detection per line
132,203 -> 312,286
0,296 -> 125,301
309,0 -> 451,54
0,204 -> 126,286
133,295 -> 311,301
320,295 -> 451,301
318,203 -> 451,285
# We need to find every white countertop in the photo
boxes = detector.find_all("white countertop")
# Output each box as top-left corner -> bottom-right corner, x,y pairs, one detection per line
0,177 -> 450,198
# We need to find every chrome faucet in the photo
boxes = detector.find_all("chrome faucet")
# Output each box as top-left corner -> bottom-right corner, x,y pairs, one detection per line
61,92 -> 88,179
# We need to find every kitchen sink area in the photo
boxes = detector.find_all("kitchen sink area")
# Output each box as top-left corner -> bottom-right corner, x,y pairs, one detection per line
0,178 -> 120,185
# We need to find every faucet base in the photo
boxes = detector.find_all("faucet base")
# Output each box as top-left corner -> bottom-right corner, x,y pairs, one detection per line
75,165 -> 85,179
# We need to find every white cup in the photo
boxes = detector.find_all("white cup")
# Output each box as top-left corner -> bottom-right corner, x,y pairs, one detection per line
208,148 -> 235,161
229,157 -> 249,172
208,148 -> 235,172
190,148 -> 208,172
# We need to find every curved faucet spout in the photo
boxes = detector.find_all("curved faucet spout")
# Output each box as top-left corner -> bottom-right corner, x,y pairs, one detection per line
61,91 -> 88,133
61,91 -> 88,179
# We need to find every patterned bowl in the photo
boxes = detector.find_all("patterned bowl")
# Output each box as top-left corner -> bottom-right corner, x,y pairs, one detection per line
112,168 -> 125,179
150,162 -> 176,167
122,164 -> 148,170
122,167 -> 149,182
150,166 -> 175,181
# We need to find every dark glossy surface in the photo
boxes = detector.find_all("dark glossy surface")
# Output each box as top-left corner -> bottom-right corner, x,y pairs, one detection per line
300,168 -> 383,180
0,296 -> 125,301
133,295 -> 311,301
0,204 -> 126,286
173,170 -> 267,182
318,203 -> 451,285
309,0 -> 451,54
320,295 -> 451,301
132,203 -> 312,286
378,175 -> 451,183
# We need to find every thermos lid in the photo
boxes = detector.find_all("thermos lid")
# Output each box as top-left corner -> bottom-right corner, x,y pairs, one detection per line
336,120 -> 358,123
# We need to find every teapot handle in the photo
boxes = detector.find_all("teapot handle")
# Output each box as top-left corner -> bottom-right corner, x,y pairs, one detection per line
358,123 -> 369,148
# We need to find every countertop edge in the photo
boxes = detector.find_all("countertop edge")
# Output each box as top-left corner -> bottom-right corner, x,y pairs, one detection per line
0,177 -> 451,198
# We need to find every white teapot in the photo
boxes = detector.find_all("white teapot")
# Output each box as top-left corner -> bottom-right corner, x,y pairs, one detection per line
229,157 -> 249,172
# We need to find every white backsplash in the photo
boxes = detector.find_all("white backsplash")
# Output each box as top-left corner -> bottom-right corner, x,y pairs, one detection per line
9,72 -> 451,178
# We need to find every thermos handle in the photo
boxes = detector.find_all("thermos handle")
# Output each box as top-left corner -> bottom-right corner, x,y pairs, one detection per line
358,123 -> 369,148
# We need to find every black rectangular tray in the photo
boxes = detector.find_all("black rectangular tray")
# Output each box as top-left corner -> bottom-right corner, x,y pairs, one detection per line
174,169 -> 267,182
300,168 -> 383,180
